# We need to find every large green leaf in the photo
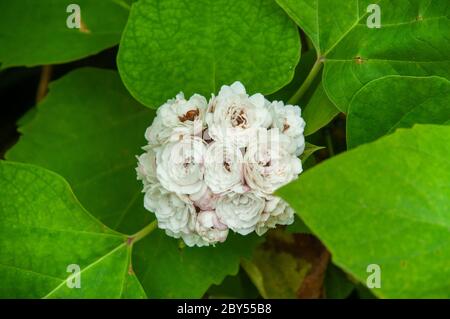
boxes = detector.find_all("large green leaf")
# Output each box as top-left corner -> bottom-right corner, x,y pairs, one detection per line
6,67 -> 261,298
134,232 -> 261,298
0,0 -> 131,68
277,124 -> 450,298
276,0 -> 450,111
117,0 -> 300,108
347,76 -> 450,148
0,161 -> 146,298
6,68 -> 155,234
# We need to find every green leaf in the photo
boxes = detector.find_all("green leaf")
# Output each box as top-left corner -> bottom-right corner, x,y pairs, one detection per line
117,0 -> 300,108
243,230 -> 315,299
268,50 -> 317,103
324,264 -> 355,299
303,83 -> 340,136
286,216 -> 312,234
268,48 -> 339,136
240,258 -> 268,299
355,284 -> 377,299
207,269 -> 259,299
0,0 -> 131,69
277,124 -> 450,298
6,68 -> 155,234
251,249 -> 310,299
276,0 -> 450,111
347,76 -> 450,148
133,232 -> 261,298
300,143 -> 324,162
6,67 -> 261,298
0,161 -> 146,298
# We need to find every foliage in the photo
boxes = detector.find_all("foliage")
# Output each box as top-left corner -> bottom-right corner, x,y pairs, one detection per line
0,0 -> 448,298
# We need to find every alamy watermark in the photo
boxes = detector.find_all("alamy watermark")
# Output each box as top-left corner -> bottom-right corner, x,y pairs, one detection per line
66,4 -> 81,29
66,264 -> 81,288
366,264 -> 381,289
367,4 -> 381,29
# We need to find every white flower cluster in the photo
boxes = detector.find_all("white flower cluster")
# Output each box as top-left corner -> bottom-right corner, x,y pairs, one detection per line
136,82 -> 306,247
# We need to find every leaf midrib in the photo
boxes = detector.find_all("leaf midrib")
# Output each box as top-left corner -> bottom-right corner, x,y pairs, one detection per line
42,242 -> 127,299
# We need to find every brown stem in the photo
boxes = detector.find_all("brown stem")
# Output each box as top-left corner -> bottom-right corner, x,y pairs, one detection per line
35,65 -> 52,103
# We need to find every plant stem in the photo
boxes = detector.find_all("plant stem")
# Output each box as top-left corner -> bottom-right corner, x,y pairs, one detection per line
128,220 -> 158,245
36,65 -> 52,103
288,58 -> 323,105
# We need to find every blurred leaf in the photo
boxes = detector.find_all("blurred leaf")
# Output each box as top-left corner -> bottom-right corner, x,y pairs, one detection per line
7,68 -> 155,234
324,264 -> 355,299
0,161 -> 146,298
133,232 -> 261,298
0,0 -> 131,68
356,284 -> 377,299
286,216 -> 312,234
118,0 -> 300,107
300,143 -> 324,162
347,76 -> 450,148
303,83 -> 339,136
276,0 -> 450,111
268,50 -> 317,103
240,258 -> 268,299
208,268 -> 260,299
278,124 -> 450,298
243,230 -> 332,299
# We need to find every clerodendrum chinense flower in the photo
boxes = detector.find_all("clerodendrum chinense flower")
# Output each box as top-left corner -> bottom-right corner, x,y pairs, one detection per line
136,81 -> 306,247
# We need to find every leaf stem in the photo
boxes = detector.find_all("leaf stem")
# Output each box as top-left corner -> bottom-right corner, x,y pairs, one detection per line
128,220 -> 158,245
288,57 -> 323,105
36,65 -> 52,103
112,0 -> 131,10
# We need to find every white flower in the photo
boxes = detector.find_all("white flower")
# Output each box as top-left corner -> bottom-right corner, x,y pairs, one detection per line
136,148 -> 157,188
269,101 -> 306,156
144,184 -> 196,234
156,135 -> 206,195
255,195 -> 295,236
145,93 -> 207,146
165,230 -> 209,247
206,81 -> 271,147
195,210 -> 229,245
216,191 -> 265,235
138,84 -> 306,247
204,141 -> 247,194
244,128 -> 302,194
189,184 -> 219,211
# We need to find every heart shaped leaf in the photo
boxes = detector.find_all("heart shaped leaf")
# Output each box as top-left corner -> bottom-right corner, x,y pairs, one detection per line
118,0 -> 301,108
276,0 -> 450,111
278,124 -> 450,298
0,161 -> 146,298
5,68 -> 261,298
0,0 -> 132,68
6,68 -> 155,234
347,75 -> 450,148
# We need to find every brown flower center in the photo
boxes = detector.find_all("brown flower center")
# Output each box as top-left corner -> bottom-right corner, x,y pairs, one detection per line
231,109 -> 247,128
179,109 -> 199,122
